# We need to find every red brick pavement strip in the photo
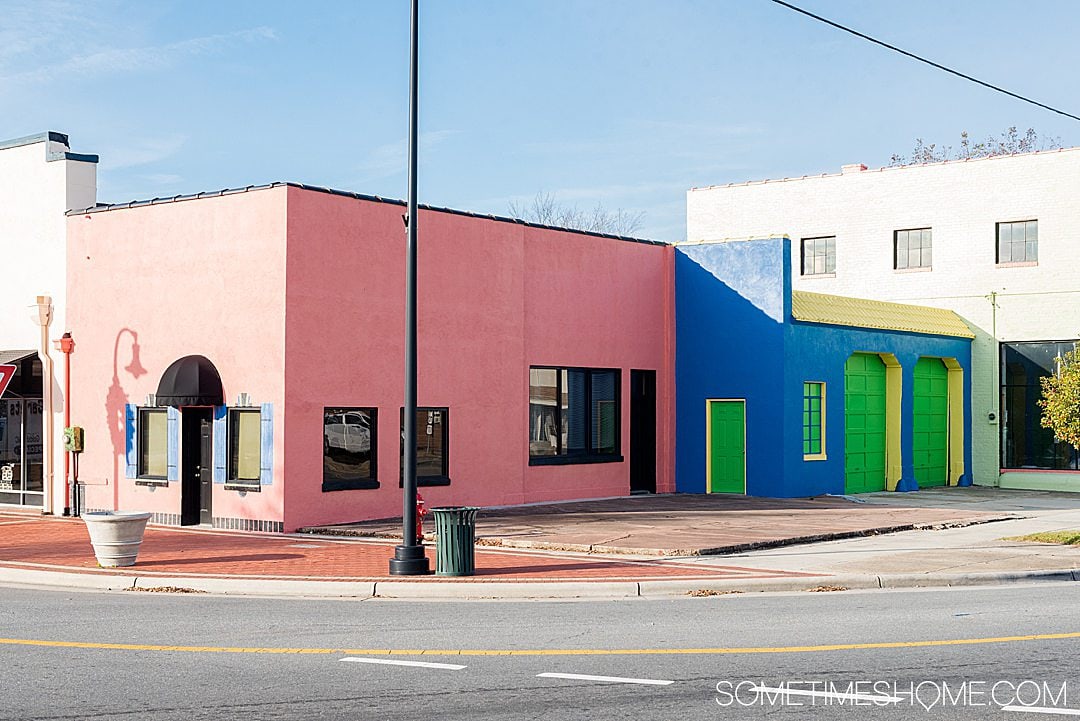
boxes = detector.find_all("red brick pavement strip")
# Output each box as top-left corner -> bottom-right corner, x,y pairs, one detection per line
0,515 -> 818,583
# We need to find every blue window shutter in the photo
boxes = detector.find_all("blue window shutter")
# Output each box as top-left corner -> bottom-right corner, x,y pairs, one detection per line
213,405 -> 227,483
166,407 -> 180,481
260,402 -> 274,485
124,404 -> 137,478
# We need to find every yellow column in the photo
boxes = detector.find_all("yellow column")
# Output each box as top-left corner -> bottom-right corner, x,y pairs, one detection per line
879,353 -> 903,491
942,358 -> 965,486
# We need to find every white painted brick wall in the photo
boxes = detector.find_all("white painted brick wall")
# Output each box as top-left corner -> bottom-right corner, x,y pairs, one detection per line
0,134 -> 97,511
687,148 -> 1080,488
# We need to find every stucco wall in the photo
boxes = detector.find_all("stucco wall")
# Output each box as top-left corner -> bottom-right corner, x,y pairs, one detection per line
687,149 -> 1080,490
675,239 -> 789,494
67,188 -> 287,523
675,238 -> 972,497
785,322 -> 972,496
283,188 -> 672,530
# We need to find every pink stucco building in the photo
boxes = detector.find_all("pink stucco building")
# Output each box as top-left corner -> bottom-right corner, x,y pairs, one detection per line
68,184 -> 673,532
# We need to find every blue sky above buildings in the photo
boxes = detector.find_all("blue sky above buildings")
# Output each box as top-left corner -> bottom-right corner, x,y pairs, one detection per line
3,0 -> 1078,241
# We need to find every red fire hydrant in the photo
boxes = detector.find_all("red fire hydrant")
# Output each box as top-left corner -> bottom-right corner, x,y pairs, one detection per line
415,492 -> 429,543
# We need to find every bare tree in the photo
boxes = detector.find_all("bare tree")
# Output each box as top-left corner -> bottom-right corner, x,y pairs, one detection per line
508,191 -> 645,236
889,127 -> 1062,166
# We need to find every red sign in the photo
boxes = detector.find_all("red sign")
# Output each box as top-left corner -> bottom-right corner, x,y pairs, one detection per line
0,365 -> 16,398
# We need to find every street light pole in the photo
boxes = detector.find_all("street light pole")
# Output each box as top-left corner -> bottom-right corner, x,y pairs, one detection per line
390,0 -> 430,576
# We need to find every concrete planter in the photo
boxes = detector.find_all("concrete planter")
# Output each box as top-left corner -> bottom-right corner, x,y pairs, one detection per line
82,511 -> 152,567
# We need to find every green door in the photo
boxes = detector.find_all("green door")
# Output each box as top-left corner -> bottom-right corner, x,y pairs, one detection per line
708,401 -> 745,493
913,357 -> 949,487
845,354 -> 887,493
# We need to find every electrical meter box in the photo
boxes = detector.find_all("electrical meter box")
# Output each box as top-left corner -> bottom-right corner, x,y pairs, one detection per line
63,426 -> 84,453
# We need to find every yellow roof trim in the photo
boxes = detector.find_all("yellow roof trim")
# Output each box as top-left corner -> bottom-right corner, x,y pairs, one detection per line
791,290 -> 975,339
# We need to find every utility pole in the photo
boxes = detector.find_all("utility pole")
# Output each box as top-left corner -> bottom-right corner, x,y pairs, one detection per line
389,0 -> 430,576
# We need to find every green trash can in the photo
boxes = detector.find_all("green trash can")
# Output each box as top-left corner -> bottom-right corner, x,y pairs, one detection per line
431,506 -> 479,577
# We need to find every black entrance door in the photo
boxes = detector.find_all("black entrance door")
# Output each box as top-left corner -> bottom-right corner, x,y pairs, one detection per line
181,408 -> 214,525
630,369 -> 657,494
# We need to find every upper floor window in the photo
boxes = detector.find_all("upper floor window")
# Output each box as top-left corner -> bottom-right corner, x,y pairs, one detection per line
529,367 -> 621,465
997,220 -> 1038,264
801,236 -> 835,276
895,228 -> 932,270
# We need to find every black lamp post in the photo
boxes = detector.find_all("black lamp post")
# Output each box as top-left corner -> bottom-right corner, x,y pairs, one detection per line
390,0 -> 431,576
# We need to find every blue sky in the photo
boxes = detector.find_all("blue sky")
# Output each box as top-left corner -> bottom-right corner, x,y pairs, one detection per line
3,0 -> 1078,240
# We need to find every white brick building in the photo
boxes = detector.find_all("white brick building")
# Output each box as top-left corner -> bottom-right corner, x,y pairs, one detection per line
0,132 -> 97,513
687,148 -> 1080,492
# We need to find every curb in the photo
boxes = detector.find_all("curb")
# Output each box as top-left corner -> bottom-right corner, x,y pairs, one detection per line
1,565 -> 1077,600
300,515 -> 1019,557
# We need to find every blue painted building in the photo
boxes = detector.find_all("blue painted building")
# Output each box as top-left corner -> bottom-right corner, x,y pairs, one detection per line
675,237 -> 974,497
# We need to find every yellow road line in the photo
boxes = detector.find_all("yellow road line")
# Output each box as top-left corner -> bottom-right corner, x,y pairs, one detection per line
1,631 -> 1078,657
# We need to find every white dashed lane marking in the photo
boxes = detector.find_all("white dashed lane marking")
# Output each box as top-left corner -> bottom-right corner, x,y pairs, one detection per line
340,657 -> 466,670
537,672 -> 673,686
1002,707 -> 1080,717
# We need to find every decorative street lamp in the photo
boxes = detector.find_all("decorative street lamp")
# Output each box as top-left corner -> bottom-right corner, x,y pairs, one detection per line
390,0 -> 431,576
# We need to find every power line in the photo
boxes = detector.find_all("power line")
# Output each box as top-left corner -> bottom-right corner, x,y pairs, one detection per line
769,0 -> 1080,123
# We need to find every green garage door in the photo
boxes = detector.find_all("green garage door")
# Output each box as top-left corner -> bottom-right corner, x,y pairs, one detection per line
913,357 -> 949,487
708,401 -> 745,493
845,353 -> 887,494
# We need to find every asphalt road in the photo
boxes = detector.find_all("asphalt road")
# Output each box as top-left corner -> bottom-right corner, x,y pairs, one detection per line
1,583 -> 1078,720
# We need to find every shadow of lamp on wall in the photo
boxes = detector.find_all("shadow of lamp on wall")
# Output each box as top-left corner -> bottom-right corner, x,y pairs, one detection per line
106,328 -> 146,509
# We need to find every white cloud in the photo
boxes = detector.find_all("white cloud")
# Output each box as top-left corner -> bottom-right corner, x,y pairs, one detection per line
0,25 -> 277,85
99,135 -> 188,170
352,130 -> 457,182
138,173 -> 184,185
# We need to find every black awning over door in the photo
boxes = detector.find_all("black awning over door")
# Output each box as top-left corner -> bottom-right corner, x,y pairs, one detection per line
156,355 -> 224,407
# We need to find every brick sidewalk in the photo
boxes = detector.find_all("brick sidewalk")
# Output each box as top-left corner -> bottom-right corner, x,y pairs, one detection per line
0,513 -> 815,583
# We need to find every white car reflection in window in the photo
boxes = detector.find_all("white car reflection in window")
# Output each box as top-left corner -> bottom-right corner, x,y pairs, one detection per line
324,412 -> 371,456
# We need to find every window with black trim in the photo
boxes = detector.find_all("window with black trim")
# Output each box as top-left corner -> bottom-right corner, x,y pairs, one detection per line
997,220 -> 1038,264
228,408 -> 262,486
1001,341 -> 1078,470
399,407 -> 449,486
801,236 -> 835,276
138,408 -> 168,479
323,407 -> 378,491
529,366 -> 621,465
895,228 -> 932,269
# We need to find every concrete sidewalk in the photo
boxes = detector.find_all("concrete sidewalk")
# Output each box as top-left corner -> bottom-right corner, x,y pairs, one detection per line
1,488 -> 1078,599
301,491 -> 1017,555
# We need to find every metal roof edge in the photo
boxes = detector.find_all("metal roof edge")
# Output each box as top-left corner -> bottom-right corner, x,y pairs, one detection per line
0,131 -> 70,153
68,181 -> 669,246
47,151 -> 99,164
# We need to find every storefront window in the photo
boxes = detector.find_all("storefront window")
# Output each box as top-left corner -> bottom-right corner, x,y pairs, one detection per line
0,355 -> 44,507
1001,341 -> 1080,470
529,366 -> 621,464
138,408 -> 169,478
0,400 -> 23,504
229,409 -> 262,483
399,407 -> 449,486
323,407 -> 378,491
